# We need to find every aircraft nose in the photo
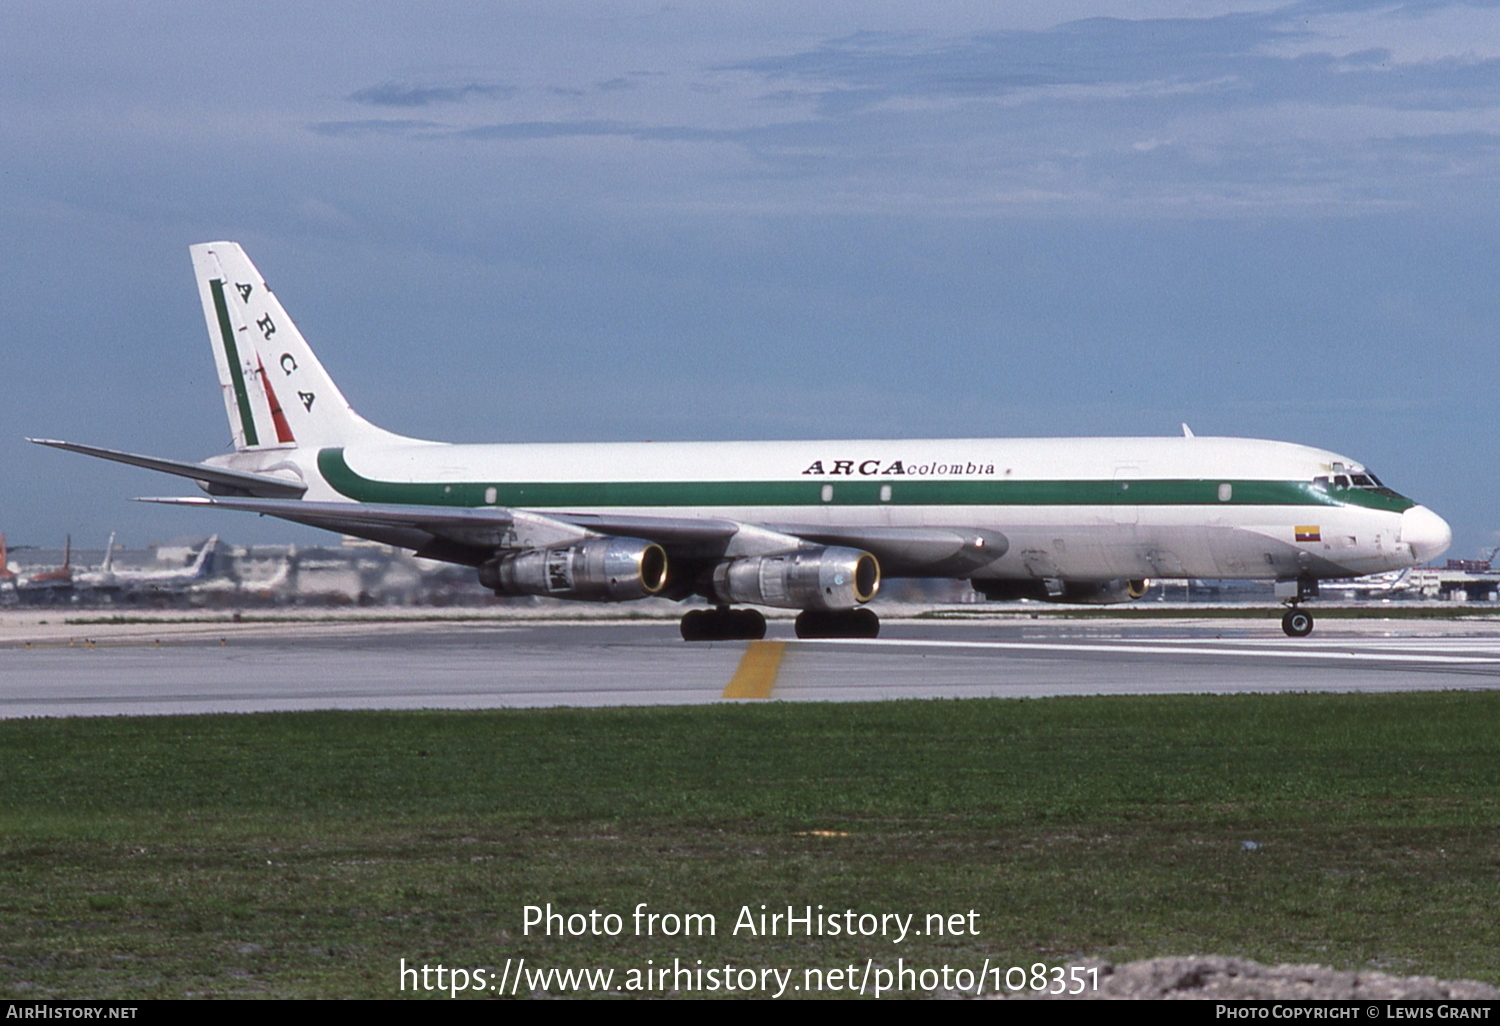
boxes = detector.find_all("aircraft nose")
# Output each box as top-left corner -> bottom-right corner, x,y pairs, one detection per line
1400,505 -> 1452,564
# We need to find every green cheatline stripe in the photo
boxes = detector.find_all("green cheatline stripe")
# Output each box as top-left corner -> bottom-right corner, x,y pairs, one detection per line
317,449 -> 1416,513
210,278 -> 259,448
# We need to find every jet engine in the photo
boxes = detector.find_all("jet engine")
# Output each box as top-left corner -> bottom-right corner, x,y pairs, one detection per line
973,578 -> 1149,604
711,546 -> 880,610
478,537 -> 668,602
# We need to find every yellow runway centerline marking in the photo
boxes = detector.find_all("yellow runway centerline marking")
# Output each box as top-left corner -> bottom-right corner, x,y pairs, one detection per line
722,641 -> 787,699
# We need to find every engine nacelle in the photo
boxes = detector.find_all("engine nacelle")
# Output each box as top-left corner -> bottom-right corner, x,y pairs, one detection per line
712,546 -> 880,610
479,537 -> 668,602
974,578 -> 1149,605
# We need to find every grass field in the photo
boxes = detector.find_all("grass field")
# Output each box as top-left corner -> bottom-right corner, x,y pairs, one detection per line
2,693 -> 1498,998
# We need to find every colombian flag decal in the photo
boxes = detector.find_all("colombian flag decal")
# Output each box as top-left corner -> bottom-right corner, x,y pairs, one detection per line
1295,526 -> 1322,543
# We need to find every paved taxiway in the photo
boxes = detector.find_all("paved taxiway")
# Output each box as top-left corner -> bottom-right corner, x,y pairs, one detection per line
4,612 -> 1500,717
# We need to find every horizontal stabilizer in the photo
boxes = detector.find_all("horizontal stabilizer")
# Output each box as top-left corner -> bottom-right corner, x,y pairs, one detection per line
137,496 -> 592,551
141,495 -> 513,528
28,439 -> 307,499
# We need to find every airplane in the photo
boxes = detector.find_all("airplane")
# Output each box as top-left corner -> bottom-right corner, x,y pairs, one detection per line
74,532 -> 220,593
1320,568 -> 1413,599
19,534 -> 73,592
30,242 -> 1452,640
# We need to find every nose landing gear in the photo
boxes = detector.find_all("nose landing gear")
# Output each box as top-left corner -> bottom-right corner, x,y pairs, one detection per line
1281,608 -> 1314,637
1277,575 -> 1319,637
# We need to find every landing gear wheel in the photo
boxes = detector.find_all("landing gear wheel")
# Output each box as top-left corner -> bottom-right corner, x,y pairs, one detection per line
729,608 -> 767,640
680,609 -> 709,642
680,607 -> 767,642
794,608 -> 880,640
1281,608 -> 1314,637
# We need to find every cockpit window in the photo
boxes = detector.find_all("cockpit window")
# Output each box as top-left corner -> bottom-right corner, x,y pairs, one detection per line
1314,469 -> 1402,501
1316,471 -> 1387,491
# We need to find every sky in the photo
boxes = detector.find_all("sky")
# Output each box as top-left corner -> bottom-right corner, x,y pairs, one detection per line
2,0 -> 1499,556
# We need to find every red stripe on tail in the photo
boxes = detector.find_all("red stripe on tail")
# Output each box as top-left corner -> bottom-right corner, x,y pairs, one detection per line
256,357 -> 296,444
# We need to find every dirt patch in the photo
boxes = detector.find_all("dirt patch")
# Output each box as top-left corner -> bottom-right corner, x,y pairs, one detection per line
1007,957 -> 1499,999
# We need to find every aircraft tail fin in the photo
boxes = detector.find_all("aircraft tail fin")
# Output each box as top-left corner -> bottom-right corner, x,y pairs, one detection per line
102,532 -> 116,574
189,535 -> 218,577
190,242 -> 404,452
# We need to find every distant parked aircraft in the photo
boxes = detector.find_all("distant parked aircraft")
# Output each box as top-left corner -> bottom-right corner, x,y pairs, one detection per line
1321,568 -> 1412,598
20,535 -> 72,591
75,533 -> 219,593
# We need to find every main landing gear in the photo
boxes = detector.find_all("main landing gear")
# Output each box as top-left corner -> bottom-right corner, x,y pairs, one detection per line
794,608 -> 880,640
678,607 -> 882,641
680,606 -> 766,642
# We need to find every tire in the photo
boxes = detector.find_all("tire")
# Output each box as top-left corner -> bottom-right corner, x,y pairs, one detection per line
795,608 -> 880,640
681,607 -> 767,642
1281,609 -> 1314,637
794,610 -> 832,639
733,608 -> 768,640
680,609 -> 709,642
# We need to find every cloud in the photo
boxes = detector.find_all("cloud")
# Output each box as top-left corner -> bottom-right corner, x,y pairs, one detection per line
729,7 -> 1500,115
459,120 -> 633,140
457,119 -> 761,144
290,3 -> 1500,218
347,82 -> 514,107
728,16 -> 1281,104
308,119 -> 445,138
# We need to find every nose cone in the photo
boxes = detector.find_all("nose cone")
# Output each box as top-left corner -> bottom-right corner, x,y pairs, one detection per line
1400,505 -> 1452,564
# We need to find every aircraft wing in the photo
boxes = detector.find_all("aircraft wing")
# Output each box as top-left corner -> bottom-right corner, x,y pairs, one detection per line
141,496 -> 1007,575
563,512 -> 1004,572
532,511 -> 744,554
28,439 -> 307,499
763,523 -> 1006,575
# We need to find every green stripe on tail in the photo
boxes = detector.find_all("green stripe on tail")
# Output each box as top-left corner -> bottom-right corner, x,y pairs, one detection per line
210,278 -> 258,448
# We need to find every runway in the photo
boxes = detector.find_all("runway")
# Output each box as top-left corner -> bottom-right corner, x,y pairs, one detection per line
4,612 -> 1500,718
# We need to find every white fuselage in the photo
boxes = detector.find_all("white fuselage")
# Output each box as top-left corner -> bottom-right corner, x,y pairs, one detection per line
230,433 -> 1448,583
